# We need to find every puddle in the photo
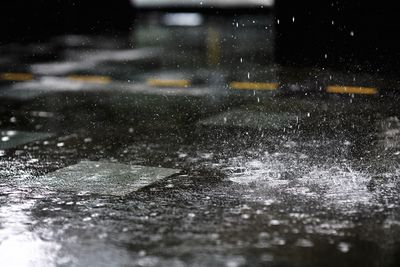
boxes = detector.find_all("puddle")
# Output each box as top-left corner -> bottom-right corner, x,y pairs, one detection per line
0,131 -> 53,150
36,161 -> 180,196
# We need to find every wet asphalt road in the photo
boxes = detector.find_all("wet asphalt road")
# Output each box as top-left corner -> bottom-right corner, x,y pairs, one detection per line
1,16 -> 400,267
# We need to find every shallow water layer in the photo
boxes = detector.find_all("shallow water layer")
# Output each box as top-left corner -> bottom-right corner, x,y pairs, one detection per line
1,31 -> 400,267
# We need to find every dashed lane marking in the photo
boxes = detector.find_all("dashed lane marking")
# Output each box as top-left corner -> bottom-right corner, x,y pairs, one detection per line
147,79 -> 191,88
0,73 -> 34,81
326,85 -> 378,95
230,82 -> 278,91
67,75 -> 112,84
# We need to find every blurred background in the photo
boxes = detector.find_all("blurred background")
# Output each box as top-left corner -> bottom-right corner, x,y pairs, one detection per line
1,0 -> 400,75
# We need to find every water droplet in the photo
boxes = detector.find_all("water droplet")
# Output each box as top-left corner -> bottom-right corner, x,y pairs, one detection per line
98,233 -> 108,239
138,250 -> 146,257
6,130 -> 17,136
295,239 -> 314,247
259,232 -> 270,239
82,217 -> 92,222
269,220 -> 280,226
263,199 -> 274,206
241,214 -> 250,219
165,183 -> 174,188
338,242 -> 351,253
260,253 -> 274,262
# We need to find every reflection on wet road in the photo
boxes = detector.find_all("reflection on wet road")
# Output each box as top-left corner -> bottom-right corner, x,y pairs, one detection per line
1,14 -> 400,267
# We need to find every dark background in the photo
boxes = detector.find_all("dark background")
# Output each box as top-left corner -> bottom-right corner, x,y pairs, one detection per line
0,0 -> 134,43
1,0 -> 400,75
275,1 -> 400,74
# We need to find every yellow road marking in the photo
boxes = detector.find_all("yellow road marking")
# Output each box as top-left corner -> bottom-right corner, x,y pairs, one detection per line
207,27 -> 221,66
230,82 -> 279,91
0,72 -> 34,81
68,75 -> 112,84
326,85 -> 378,95
147,79 -> 190,88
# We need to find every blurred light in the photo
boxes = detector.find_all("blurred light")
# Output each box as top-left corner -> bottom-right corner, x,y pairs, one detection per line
132,0 -> 275,8
163,13 -> 204,26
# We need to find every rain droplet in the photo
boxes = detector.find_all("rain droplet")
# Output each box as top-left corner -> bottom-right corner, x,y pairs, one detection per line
344,140 -> 351,146
269,220 -> 280,226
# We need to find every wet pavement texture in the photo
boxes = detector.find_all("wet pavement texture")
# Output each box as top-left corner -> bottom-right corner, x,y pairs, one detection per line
1,13 -> 400,267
